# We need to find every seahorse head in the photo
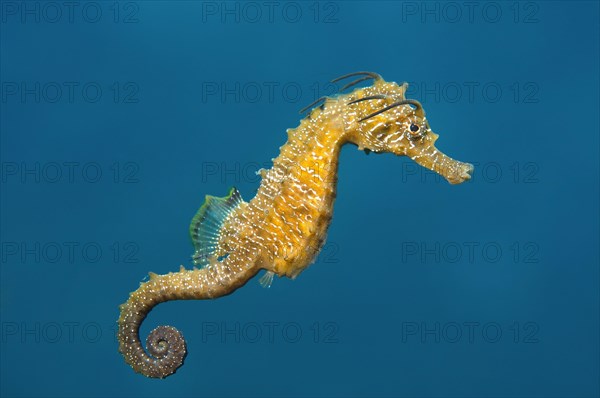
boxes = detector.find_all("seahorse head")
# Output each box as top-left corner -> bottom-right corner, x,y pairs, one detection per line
342,79 -> 473,185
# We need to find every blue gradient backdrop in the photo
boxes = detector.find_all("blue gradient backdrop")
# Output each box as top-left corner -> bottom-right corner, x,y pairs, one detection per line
1,1 -> 599,397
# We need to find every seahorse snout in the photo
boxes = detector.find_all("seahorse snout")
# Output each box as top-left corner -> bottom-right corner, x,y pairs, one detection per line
447,161 -> 474,185
432,156 -> 473,185
408,142 -> 473,185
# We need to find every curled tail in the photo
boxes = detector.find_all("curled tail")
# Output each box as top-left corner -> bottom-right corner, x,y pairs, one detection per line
117,263 -> 259,378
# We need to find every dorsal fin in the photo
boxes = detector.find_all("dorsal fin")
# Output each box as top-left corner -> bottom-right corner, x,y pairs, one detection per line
189,187 -> 244,267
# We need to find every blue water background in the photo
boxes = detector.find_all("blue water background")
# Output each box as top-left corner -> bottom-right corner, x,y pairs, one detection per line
1,1 -> 599,397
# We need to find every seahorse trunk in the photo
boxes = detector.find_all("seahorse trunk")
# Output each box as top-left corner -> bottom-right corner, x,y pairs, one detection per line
117,263 -> 260,378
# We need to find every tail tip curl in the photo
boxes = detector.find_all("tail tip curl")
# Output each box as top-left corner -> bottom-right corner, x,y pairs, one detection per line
145,325 -> 187,378
119,323 -> 187,379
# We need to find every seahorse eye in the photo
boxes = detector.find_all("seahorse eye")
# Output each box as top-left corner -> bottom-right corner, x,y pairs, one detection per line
409,123 -> 419,133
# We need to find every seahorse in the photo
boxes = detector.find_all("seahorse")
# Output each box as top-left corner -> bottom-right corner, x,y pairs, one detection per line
117,72 -> 474,378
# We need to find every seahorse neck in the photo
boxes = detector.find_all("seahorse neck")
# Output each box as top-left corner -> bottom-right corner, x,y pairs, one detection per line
270,112 -> 347,187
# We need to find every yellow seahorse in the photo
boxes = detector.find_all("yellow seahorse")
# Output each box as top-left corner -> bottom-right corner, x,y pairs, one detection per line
117,72 -> 474,378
